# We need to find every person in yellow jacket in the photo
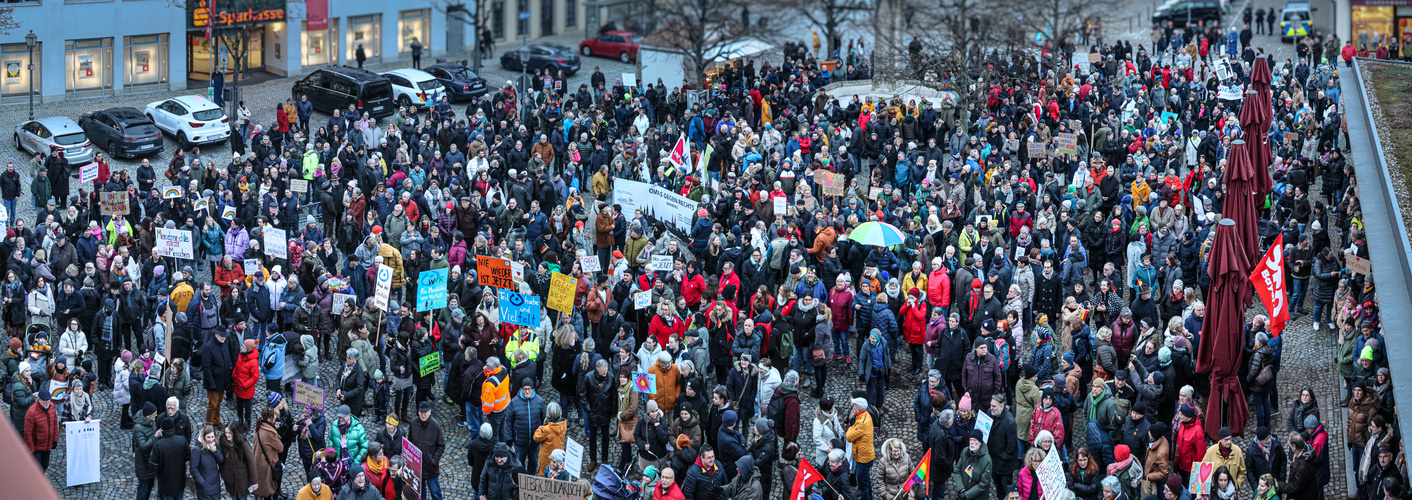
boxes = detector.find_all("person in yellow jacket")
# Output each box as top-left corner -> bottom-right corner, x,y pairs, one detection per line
1201,427 -> 1248,491
846,397 -> 876,494
301,147 -> 320,180
104,215 -> 133,246
374,231 -> 405,289
505,328 -> 540,367
901,261 -> 928,298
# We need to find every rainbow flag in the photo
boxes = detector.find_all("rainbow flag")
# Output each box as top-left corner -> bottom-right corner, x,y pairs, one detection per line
902,449 -> 932,494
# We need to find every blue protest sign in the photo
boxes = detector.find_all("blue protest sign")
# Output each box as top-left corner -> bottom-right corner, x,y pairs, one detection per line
416,268 -> 450,312
498,288 -> 541,327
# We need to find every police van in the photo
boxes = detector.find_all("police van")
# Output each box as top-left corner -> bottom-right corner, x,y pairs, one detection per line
1281,1 -> 1313,42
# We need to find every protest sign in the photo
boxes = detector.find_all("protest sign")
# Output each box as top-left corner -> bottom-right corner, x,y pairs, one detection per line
193,197 -> 209,213
402,438 -> 423,500
520,474 -> 591,500
1027,141 -> 1046,158
564,437 -> 584,478
815,170 -> 845,196
773,196 -> 786,214
80,163 -> 99,183
511,261 -> 526,282
1037,444 -> 1072,500
633,290 -> 652,310
975,411 -> 994,443
498,288 -> 542,326
264,228 -> 288,258
477,255 -> 514,289
418,352 -> 442,377
649,254 -> 674,272
373,264 -> 393,310
294,380 -> 325,410
547,272 -> 577,313
290,178 -> 309,193
1348,255 -> 1372,277
612,179 -> 699,239
331,293 -> 357,315
154,228 -> 194,260
631,372 -> 657,394
1189,462 -> 1215,495
243,258 -> 261,275
65,420 -> 101,486
1054,133 -> 1079,155
163,186 -> 183,199
579,256 -> 602,273
222,206 -> 236,219
415,268 -> 449,312
99,191 -> 129,215
623,73 -> 637,88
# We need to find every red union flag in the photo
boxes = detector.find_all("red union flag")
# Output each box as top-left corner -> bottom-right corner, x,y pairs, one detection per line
1249,234 -> 1289,337
790,458 -> 824,500
668,135 -> 688,168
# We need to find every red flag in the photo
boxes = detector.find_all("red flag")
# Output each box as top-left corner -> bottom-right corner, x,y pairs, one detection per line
902,449 -> 932,494
668,135 -> 688,168
1248,233 -> 1289,337
790,459 -> 824,500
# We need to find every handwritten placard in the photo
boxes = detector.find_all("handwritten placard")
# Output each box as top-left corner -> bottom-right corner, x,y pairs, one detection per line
99,191 -> 129,215
1054,133 -> 1078,155
294,380 -> 325,410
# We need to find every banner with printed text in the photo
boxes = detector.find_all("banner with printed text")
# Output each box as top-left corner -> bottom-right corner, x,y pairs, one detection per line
612,179 -> 697,239
154,228 -> 194,259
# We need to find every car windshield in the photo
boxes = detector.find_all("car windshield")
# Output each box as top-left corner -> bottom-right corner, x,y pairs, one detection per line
417,80 -> 441,91
54,132 -> 86,146
193,109 -> 224,121
1285,12 -> 1307,21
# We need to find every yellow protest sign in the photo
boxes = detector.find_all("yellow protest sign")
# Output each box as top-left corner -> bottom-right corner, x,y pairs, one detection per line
547,271 -> 577,313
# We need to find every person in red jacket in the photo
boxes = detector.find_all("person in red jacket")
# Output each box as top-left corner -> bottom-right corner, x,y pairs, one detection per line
232,338 -> 261,429
900,290 -> 929,372
213,255 -> 246,299
680,260 -> 706,310
1343,40 -> 1358,67
24,389 -> 58,471
926,258 -> 952,311
1174,402 -> 1207,483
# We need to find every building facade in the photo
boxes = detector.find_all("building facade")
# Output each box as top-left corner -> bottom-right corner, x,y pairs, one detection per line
3,0 -> 188,103
481,0 -> 588,45
2,0 -> 473,104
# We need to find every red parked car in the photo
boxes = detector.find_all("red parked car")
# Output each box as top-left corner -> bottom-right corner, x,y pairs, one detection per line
579,31 -> 642,63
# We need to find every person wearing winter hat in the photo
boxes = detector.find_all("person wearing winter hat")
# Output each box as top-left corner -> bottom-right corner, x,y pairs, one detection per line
846,396 -> 876,499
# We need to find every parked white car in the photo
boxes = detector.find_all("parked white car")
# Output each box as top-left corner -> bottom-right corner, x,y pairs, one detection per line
381,68 -> 446,108
143,95 -> 230,148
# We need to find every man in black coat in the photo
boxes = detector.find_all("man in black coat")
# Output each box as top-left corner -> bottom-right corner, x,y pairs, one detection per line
408,401 -> 447,500
683,445 -> 727,500
148,417 -> 190,500
478,443 -> 523,500
199,328 -> 234,427
337,347 -> 368,415
925,401 -> 957,500
987,394 -> 1019,495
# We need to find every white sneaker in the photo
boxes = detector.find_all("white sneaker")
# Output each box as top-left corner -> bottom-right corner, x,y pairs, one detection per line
1328,322 -> 1337,331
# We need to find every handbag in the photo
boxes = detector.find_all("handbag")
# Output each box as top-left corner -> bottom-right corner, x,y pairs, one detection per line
617,411 -> 637,443
1255,363 -> 1275,386
812,348 -> 826,360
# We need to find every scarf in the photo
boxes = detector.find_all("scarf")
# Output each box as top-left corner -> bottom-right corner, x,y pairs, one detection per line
365,455 -> 388,475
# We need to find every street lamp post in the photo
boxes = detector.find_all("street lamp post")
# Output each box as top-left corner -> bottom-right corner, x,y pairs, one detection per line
25,30 -> 36,121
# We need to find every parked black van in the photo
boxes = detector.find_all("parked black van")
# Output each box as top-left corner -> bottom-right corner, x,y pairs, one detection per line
291,66 -> 396,119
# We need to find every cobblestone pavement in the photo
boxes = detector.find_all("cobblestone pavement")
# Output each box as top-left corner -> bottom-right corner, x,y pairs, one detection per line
10,9 -> 1360,500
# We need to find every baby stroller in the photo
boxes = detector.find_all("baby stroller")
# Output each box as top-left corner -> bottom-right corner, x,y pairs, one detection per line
26,323 -> 53,364
591,464 -> 642,500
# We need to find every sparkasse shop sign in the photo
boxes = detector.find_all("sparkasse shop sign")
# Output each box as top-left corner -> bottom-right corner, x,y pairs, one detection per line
188,0 -> 288,30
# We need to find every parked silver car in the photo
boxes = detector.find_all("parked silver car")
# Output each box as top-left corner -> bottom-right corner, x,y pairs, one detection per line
14,117 -> 95,165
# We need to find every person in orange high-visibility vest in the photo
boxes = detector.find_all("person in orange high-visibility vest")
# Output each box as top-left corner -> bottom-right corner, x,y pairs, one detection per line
482,356 -> 511,441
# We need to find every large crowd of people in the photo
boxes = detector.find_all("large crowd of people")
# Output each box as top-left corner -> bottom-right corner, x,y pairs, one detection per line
0,10 -> 1400,500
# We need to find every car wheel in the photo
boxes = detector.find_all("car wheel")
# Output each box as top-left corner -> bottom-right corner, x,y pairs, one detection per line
177,132 -> 189,150
13,134 -> 21,153
107,141 -> 119,158
399,95 -> 412,108
582,46 -> 593,56
619,51 -> 630,63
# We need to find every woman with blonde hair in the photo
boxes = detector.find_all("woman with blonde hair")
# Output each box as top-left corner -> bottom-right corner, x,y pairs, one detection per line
878,438 -> 914,499
1017,447 -> 1049,500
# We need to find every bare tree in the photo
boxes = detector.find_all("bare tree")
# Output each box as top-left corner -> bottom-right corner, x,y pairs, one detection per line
763,0 -> 868,59
653,0 -> 748,88
0,8 -> 20,35
1014,0 -> 1118,86
174,0 -> 294,119
432,0 -> 492,70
